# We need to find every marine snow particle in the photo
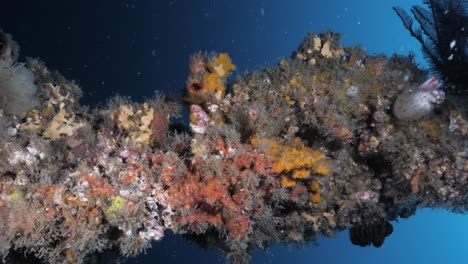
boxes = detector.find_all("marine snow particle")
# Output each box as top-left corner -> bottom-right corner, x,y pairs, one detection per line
449,40 -> 456,49
393,77 -> 445,121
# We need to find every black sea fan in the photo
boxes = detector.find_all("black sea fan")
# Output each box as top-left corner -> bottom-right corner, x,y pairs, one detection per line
393,0 -> 468,95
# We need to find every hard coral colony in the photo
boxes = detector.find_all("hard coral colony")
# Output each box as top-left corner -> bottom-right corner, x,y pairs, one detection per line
0,17 -> 467,264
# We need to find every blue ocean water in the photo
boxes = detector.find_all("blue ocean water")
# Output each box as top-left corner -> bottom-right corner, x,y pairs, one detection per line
1,0 -> 467,263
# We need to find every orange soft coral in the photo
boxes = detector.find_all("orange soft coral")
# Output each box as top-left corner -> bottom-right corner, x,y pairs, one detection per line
251,137 -> 329,176
211,53 -> 236,77
308,179 -> 321,203
203,72 -> 225,94
251,137 -> 328,204
280,176 -> 297,187
186,53 -> 236,103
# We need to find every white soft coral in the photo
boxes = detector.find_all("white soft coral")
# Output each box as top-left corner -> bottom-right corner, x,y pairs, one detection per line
393,77 -> 445,120
0,61 -> 39,116
0,30 -> 39,116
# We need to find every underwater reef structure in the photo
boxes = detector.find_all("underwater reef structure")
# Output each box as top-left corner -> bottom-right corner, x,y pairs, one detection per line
0,26 -> 467,264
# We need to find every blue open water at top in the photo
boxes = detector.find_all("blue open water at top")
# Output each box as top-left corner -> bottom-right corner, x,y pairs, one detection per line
1,1 -> 467,263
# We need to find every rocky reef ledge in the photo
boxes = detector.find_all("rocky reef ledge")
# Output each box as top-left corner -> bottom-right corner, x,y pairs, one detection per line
0,30 -> 466,263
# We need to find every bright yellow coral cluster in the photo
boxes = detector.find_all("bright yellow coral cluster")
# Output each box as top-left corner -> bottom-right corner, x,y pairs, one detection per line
113,103 -> 159,145
251,137 -> 329,203
20,83 -> 86,139
309,179 -> 321,203
43,106 -> 86,140
211,53 -> 236,77
203,72 -> 225,96
202,53 -> 236,99
252,137 -> 329,176
106,196 -> 125,217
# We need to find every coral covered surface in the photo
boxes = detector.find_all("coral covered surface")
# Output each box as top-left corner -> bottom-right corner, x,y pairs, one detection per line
0,29 -> 467,264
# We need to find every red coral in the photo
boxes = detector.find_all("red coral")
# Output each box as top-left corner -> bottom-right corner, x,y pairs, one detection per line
82,174 -> 116,198
35,185 -> 58,200
122,169 -> 139,186
411,164 -> 426,194
225,214 -> 250,240
160,165 -> 177,184
149,151 -> 165,166
232,190 -> 249,205
233,150 -> 271,175
203,178 -> 227,204
164,144 -> 280,240
290,184 -> 308,202
150,111 -> 168,145
216,138 -> 229,156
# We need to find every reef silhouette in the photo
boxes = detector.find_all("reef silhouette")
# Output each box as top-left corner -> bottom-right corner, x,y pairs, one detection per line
0,23 -> 467,264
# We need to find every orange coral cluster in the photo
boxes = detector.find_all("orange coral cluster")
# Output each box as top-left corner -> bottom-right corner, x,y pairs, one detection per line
204,53 -> 236,96
251,137 -> 329,203
251,137 -> 329,175
185,53 -> 236,104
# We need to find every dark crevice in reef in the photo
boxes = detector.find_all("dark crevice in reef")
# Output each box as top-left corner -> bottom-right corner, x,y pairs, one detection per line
4,249 -> 45,264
